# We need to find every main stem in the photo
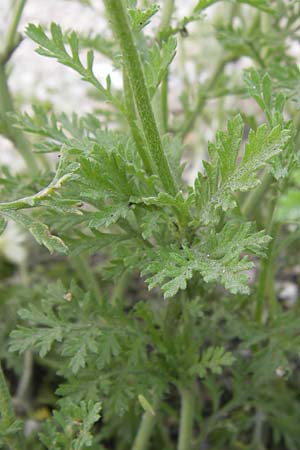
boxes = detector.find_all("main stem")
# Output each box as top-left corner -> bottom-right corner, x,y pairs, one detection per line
178,388 -> 195,450
123,70 -> 154,176
103,0 -> 178,195
159,0 -> 176,134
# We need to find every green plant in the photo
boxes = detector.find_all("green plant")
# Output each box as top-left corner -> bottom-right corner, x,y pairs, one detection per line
1,0 -> 300,449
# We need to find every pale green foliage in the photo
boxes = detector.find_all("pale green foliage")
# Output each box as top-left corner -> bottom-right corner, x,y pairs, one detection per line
244,69 -> 285,126
143,223 -> 271,298
1,1 -> 300,449
192,114 -> 290,225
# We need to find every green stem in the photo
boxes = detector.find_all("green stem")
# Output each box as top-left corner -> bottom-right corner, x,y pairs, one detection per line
0,63 -> 39,174
0,362 -> 22,450
255,196 -> 280,323
255,220 -> 280,323
131,408 -> 157,450
4,0 -> 27,57
159,0 -> 175,134
0,0 -> 41,174
123,70 -> 154,175
177,388 -> 195,450
161,75 -> 168,134
160,0 -> 175,34
180,59 -> 228,138
103,0 -> 178,195
16,350 -> 33,404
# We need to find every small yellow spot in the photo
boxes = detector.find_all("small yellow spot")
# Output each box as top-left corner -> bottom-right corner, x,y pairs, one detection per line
32,407 -> 51,421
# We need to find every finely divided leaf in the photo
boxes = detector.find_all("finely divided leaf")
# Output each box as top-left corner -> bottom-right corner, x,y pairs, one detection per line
193,114 -> 290,224
26,23 -> 116,104
143,223 -> 271,298
190,346 -> 236,378
144,37 -> 177,98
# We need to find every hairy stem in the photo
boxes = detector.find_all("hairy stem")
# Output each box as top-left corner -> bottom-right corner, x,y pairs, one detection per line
177,388 -> 195,450
103,0 -> 178,195
123,70 -> 154,175
161,75 -> 168,133
159,0 -> 175,133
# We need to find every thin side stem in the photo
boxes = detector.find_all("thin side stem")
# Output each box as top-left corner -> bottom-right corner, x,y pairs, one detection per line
255,219 -> 280,323
131,408 -> 157,450
180,59 -> 228,138
103,0 -> 178,195
255,194 -> 280,323
177,388 -> 195,450
4,0 -> 27,57
0,63 -> 39,174
16,350 -> 33,402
